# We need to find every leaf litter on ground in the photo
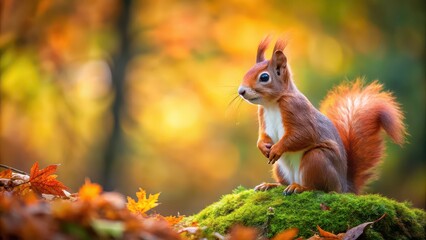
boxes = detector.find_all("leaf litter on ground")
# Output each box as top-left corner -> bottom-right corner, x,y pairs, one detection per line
0,163 -> 389,239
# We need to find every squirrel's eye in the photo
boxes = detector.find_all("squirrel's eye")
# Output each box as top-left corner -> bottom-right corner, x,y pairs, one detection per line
259,73 -> 270,83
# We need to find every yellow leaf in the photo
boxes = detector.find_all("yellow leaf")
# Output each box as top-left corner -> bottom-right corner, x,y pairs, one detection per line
126,188 -> 160,215
78,178 -> 102,201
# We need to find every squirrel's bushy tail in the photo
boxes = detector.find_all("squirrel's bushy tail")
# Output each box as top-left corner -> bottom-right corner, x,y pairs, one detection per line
320,79 -> 406,193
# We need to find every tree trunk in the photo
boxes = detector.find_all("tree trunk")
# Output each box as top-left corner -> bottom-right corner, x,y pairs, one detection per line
101,0 -> 132,190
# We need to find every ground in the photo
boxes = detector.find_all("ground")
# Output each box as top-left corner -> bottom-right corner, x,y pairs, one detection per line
188,186 -> 426,239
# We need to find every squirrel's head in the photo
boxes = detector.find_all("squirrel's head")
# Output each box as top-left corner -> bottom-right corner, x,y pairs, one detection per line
238,36 -> 292,105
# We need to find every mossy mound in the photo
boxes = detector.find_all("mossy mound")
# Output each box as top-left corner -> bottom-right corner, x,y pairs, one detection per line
189,186 -> 425,239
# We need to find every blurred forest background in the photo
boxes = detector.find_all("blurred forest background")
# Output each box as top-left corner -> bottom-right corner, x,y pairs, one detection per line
1,0 -> 424,215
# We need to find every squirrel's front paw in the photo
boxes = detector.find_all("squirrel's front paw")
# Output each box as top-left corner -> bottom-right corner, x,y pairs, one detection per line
257,141 -> 272,158
254,182 -> 281,191
268,144 -> 284,164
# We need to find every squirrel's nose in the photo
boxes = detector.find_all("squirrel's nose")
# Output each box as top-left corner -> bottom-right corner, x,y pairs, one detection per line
238,87 -> 246,96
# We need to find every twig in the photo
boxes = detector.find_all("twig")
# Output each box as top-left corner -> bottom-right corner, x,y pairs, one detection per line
0,164 -> 28,175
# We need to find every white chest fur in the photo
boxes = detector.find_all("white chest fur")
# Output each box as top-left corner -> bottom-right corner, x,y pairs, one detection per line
262,104 -> 302,184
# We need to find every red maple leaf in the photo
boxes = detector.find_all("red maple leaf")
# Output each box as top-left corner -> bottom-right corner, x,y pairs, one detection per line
0,169 -> 12,179
29,162 -> 68,197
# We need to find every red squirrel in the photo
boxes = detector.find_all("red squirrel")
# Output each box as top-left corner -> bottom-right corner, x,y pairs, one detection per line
238,36 -> 406,195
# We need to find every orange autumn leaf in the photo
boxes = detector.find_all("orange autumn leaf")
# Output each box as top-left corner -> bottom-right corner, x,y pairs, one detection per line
0,169 -> 13,191
0,169 -> 12,179
127,188 -> 160,215
273,228 -> 299,240
317,225 -> 340,239
29,162 -> 68,197
228,225 -> 258,240
22,190 -> 39,204
163,215 -> 184,226
78,178 -> 102,201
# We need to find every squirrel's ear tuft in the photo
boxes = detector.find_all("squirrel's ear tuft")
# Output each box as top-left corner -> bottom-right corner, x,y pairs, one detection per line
272,38 -> 287,53
272,50 -> 287,75
257,35 -> 272,63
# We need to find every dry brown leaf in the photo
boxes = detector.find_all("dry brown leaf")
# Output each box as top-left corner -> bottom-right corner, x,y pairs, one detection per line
320,203 -> 330,211
178,226 -> 202,234
343,214 -> 386,240
307,235 -> 322,240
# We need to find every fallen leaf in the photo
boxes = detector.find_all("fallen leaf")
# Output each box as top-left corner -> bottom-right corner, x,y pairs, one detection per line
101,192 -> 126,209
126,188 -> 160,215
178,226 -> 202,235
22,190 -> 39,204
343,214 -> 386,240
29,162 -> 68,196
142,218 -> 182,240
307,235 -> 322,240
228,225 -> 258,240
273,228 -> 299,240
0,178 -> 9,188
0,169 -> 12,179
78,178 -> 102,201
317,225 -> 340,239
320,203 -> 330,211
163,215 -> 184,226
0,170 -> 13,189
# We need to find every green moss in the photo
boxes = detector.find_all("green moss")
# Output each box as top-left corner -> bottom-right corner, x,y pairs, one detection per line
188,187 -> 425,239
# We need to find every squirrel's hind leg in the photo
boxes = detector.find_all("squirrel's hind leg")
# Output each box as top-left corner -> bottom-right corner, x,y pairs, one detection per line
299,148 -> 343,193
283,183 -> 308,195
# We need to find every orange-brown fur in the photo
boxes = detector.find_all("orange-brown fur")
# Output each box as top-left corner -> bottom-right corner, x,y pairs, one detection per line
240,38 -> 406,194
320,80 -> 405,193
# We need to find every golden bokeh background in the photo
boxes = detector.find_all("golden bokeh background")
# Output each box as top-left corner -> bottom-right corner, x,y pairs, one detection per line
1,0 -> 424,215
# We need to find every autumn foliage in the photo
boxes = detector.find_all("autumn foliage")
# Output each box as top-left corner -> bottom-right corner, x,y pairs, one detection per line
0,162 -> 68,197
127,188 -> 160,216
29,162 -> 69,196
0,162 -> 396,239
0,163 -> 183,239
